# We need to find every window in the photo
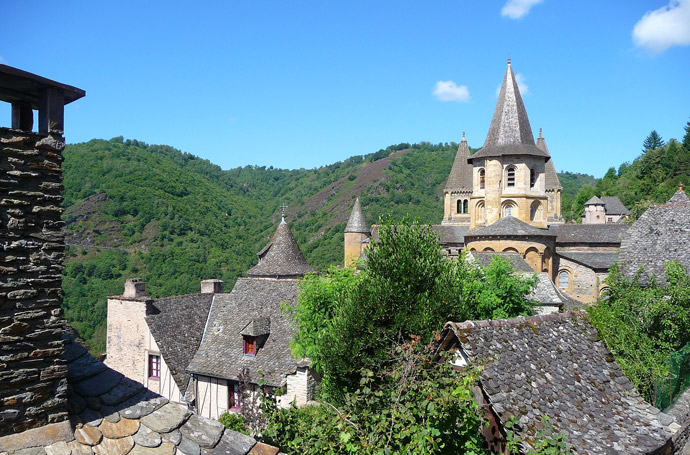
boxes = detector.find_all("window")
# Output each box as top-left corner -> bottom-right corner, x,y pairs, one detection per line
456,199 -> 462,214
148,354 -> 161,379
558,270 -> 569,290
476,201 -> 485,223
501,201 -> 516,218
243,336 -> 256,356
463,199 -> 468,214
506,166 -> 516,188
479,169 -> 485,189
530,201 -> 542,221
530,168 -> 536,188
229,382 -> 241,410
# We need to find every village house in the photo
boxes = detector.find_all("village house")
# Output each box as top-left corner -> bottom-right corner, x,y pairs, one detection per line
106,216 -> 319,418
582,195 -> 631,224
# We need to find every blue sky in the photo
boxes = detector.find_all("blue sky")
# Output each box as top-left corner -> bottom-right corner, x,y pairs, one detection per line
1,1 -> 689,177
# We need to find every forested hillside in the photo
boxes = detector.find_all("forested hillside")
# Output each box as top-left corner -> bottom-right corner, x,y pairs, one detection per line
62,118 -> 689,353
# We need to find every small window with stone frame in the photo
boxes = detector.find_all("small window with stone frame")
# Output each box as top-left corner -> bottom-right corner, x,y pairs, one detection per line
506,166 -> 516,188
479,168 -> 486,189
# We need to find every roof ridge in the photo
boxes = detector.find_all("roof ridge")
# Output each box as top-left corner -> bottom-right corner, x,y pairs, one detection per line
446,310 -> 586,331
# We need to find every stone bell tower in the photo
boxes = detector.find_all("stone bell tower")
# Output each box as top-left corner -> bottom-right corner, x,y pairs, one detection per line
344,197 -> 370,267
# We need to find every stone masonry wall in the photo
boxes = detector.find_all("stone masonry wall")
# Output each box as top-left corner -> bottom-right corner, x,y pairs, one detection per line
0,128 -> 69,436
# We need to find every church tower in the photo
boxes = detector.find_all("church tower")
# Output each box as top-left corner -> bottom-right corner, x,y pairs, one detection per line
466,59 -> 562,230
344,197 -> 370,267
442,132 -> 473,225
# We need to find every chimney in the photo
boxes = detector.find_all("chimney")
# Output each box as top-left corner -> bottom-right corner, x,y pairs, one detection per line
123,278 -> 147,298
0,65 -> 84,436
201,279 -> 224,294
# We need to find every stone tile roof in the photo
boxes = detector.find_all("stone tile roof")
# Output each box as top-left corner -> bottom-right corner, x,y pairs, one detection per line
440,312 -> 677,454
146,293 -> 214,395
556,250 -> 619,270
247,220 -> 315,278
584,196 -> 604,205
601,196 -> 631,216
528,273 -> 579,309
345,197 -> 370,234
467,216 -> 556,238
432,224 -> 469,245
444,133 -> 474,191
550,223 -> 628,244
0,329 -> 273,454
619,190 -> 690,284
469,61 -> 549,162
186,278 -> 300,387
467,251 -> 535,273
536,129 -> 561,189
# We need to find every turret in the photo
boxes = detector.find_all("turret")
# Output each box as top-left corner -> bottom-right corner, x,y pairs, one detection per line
582,196 -> 607,224
344,197 -> 370,267
442,132 -> 473,225
247,217 -> 315,278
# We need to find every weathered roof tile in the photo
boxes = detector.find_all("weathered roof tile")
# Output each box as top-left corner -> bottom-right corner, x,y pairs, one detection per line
247,221 -> 315,278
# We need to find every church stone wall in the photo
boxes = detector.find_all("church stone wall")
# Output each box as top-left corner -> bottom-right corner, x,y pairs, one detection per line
555,257 -> 608,303
0,128 -> 69,436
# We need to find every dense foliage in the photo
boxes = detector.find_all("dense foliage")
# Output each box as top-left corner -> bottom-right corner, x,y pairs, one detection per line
587,261 -> 690,405
289,219 -> 537,400
262,338 -> 487,455
566,117 -> 690,222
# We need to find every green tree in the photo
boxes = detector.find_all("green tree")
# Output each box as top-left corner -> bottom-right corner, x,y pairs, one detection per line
290,218 -> 537,399
683,118 -> 690,151
643,130 -> 665,152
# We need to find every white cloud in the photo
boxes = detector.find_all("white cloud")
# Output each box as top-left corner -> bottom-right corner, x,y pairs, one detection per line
501,0 -> 544,19
0,56 -> 6,64
633,0 -> 690,54
433,81 -> 470,102
495,73 -> 530,97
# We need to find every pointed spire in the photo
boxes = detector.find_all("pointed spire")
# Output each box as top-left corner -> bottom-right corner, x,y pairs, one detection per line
470,61 -> 548,161
536,128 -> 561,189
668,187 -> 689,204
247,220 -> 315,278
345,197 -> 370,234
445,132 -> 473,191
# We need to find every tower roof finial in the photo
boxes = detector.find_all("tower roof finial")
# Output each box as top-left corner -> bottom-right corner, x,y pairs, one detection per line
462,131 -> 466,140
507,57 -> 511,65
280,203 -> 288,224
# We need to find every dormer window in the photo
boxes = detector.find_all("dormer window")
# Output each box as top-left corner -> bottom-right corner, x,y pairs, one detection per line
243,336 -> 256,356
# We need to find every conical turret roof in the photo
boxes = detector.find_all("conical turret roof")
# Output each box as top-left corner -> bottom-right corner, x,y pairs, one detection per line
584,196 -> 605,206
470,60 -> 548,161
445,132 -> 474,191
345,197 -> 370,234
247,219 -> 315,278
536,128 -> 561,189
668,188 -> 689,204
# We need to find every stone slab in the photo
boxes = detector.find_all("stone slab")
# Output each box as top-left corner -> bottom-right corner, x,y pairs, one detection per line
99,417 -> 139,439
129,441 -> 176,455
140,402 -> 190,433
180,414 -> 224,448
202,431 -> 256,455
133,423 -> 162,448
0,421 -> 74,451
92,436 -> 134,455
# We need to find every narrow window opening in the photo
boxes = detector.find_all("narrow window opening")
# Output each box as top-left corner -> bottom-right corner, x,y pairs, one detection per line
558,271 -> 569,289
530,168 -> 536,188
456,199 -> 462,214
479,169 -> 486,189
148,354 -> 161,379
463,200 -> 468,214
507,167 -> 516,188
229,382 -> 241,410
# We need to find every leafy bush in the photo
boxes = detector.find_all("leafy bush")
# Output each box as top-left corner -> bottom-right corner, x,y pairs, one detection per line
218,412 -> 250,435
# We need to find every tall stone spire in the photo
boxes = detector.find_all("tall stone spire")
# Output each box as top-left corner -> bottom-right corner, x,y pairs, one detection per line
470,60 -> 548,161
345,197 -> 370,234
536,128 -> 561,189
445,132 -> 473,192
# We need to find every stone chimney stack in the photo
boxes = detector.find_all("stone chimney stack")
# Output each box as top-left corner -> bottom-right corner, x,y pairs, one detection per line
0,65 -> 84,436
123,278 -> 147,298
201,279 -> 224,294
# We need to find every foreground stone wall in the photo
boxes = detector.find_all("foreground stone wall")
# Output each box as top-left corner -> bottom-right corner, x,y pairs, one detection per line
0,128 -> 69,435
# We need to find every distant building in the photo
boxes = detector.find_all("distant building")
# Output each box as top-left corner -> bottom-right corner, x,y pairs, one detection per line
106,218 -> 318,418
582,195 -> 631,224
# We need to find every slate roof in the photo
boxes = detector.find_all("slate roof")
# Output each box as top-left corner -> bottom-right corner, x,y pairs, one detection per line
432,224 -> 469,245
467,251 -> 535,273
345,197 -> 370,234
619,189 -> 690,284
145,294 -> 214,395
467,216 -> 556,238
444,133 -> 474,191
470,61 -> 549,162
1,328 -> 274,454
584,196 -> 604,205
536,129 -> 561,189
247,220 -> 316,278
556,250 -> 619,270
550,223 -> 628,244
186,278 -> 301,387
440,312 -> 677,454
601,196 -> 631,216
528,272 -> 580,309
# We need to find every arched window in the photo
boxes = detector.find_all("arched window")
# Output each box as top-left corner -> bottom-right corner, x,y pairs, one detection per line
530,168 -> 536,188
501,200 -> 517,218
530,201 -> 543,221
476,201 -> 485,223
479,168 -> 486,189
463,199 -> 468,214
506,166 -> 516,188
558,270 -> 570,289
456,199 -> 462,214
